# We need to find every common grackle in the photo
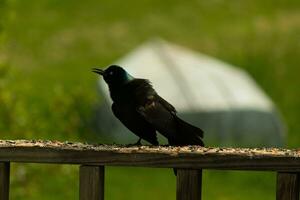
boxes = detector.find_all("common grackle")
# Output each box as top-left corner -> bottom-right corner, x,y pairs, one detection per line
92,65 -> 204,147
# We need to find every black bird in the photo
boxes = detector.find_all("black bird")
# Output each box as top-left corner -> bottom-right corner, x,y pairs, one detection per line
92,65 -> 204,147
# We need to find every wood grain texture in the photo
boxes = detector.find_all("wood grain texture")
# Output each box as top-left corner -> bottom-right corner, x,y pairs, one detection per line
0,162 -> 9,200
80,165 -> 104,200
277,172 -> 300,200
0,140 -> 300,171
177,169 -> 202,200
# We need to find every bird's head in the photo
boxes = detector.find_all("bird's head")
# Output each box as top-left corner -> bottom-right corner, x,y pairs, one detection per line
92,65 -> 134,86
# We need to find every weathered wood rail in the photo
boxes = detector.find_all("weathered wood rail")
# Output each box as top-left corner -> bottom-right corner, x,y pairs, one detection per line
0,140 -> 299,200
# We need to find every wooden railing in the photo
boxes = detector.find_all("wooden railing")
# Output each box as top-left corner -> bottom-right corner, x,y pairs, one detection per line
0,140 -> 299,200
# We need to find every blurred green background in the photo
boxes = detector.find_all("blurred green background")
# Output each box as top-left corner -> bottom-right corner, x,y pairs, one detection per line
0,0 -> 299,199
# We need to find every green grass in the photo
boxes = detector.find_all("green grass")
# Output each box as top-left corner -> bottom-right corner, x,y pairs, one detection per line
1,0 -> 300,199
9,165 -> 276,200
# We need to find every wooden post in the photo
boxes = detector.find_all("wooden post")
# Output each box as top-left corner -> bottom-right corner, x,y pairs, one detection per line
80,165 -> 105,200
0,162 -> 10,200
277,172 -> 300,200
177,169 -> 202,200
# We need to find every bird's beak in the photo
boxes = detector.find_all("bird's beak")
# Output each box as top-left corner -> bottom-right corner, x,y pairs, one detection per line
92,68 -> 104,75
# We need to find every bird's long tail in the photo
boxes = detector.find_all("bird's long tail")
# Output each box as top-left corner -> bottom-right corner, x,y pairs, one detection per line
171,116 -> 204,146
170,116 -> 204,176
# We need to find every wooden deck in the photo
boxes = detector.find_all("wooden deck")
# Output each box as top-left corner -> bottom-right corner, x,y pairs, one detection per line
0,140 -> 299,200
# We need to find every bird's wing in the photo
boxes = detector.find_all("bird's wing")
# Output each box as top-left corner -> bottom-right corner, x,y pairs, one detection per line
133,79 -> 204,145
133,79 -> 176,114
136,95 -> 179,141
137,94 -> 204,145
157,95 -> 176,114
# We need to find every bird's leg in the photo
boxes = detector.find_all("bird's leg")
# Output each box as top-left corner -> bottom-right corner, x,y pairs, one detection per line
134,138 -> 142,145
126,138 -> 142,147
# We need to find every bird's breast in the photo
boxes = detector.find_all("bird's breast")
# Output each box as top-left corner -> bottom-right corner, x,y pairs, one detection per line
110,87 -> 136,105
